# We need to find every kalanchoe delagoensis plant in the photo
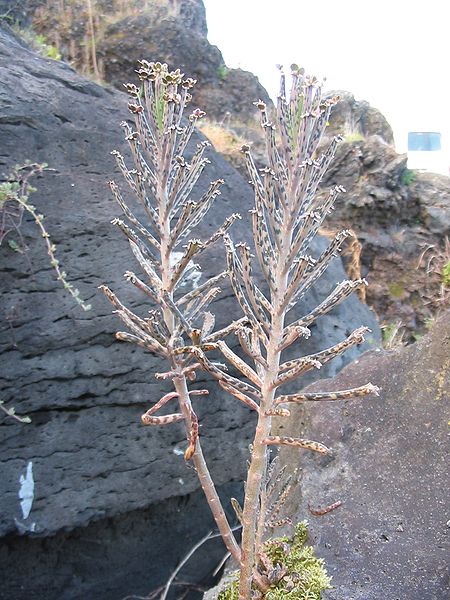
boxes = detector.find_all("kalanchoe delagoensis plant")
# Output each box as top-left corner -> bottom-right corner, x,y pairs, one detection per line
100,60 -> 243,562
184,65 -> 379,599
101,60 -> 379,599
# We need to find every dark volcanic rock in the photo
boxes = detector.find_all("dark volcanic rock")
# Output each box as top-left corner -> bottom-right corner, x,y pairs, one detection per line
275,311 -> 449,600
3,0 -> 271,122
97,14 -> 271,123
1,481 -> 244,600
315,132 -> 450,339
321,136 -> 411,225
326,90 -> 394,145
0,23 -> 379,599
98,14 -> 222,89
195,67 -> 272,124
411,171 -> 450,236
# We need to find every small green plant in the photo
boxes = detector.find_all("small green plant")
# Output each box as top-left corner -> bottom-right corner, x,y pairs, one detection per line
0,400 -> 31,424
344,131 -> 364,143
1,162 -> 91,424
0,162 -> 91,311
381,320 -> 405,349
442,259 -> 450,287
217,64 -> 229,80
218,523 -> 332,599
401,168 -> 416,186
424,316 -> 435,330
12,26 -> 61,60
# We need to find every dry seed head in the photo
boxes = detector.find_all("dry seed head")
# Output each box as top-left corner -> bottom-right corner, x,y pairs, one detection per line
123,83 -> 140,97
164,92 -> 182,104
182,78 -> 197,89
254,100 -> 267,111
128,103 -> 143,114
125,131 -> 139,141
189,108 -> 206,121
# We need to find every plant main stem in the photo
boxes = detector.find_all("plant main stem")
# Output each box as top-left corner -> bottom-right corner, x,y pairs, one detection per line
238,238 -> 291,599
159,191 -> 241,564
172,376 -> 241,562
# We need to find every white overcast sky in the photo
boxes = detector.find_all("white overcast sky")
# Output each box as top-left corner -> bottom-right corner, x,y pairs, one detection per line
203,0 -> 450,151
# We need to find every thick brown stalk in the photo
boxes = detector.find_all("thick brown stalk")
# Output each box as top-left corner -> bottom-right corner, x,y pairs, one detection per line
159,188 -> 241,564
238,240 -> 291,599
172,376 -> 241,562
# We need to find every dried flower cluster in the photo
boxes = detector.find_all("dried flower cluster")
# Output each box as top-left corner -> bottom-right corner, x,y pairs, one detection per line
102,61 -> 379,599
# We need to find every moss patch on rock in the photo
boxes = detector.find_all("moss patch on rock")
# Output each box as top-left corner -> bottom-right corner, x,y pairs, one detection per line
218,522 -> 331,599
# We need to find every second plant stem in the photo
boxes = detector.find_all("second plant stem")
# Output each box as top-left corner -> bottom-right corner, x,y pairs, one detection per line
238,235 -> 291,599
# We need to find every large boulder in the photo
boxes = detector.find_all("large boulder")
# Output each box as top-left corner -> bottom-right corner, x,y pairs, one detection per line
0,24 -> 379,600
326,90 -> 395,145
6,0 -> 273,123
316,132 -> 450,340
96,13 -> 271,123
275,311 -> 449,600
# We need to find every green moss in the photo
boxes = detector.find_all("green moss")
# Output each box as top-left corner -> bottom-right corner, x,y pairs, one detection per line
218,523 -> 331,599
401,168 -> 417,186
441,260 -> 450,287
217,64 -> 229,80
388,282 -> 405,299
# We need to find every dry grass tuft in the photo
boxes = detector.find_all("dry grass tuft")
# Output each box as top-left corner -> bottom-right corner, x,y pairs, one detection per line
198,121 -> 247,165
320,227 -> 366,302
417,236 -> 450,317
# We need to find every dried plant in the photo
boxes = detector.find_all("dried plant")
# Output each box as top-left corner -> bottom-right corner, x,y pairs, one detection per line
320,227 -> 366,302
102,61 -> 379,599
0,162 -> 91,312
100,61 -> 243,563
186,65 -> 380,598
417,236 -> 450,315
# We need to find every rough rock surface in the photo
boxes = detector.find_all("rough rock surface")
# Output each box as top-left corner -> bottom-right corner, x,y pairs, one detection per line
326,90 -> 395,145
2,482 -> 244,600
97,13 -> 272,123
320,135 -> 450,339
0,25 -> 379,599
274,311 -> 449,600
2,0 -> 272,123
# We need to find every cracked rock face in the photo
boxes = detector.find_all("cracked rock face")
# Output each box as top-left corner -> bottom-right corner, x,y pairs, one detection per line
0,25 -> 379,599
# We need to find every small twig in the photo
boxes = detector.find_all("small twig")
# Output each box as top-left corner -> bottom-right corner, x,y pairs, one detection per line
0,163 -> 91,311
308,500 -> 342,516
121,580 -> 208,600
160,526 -> 241,600
0,400 -> 31,423
213,551 -> 232,577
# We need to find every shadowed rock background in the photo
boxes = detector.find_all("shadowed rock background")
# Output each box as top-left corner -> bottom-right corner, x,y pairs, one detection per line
0,18 -> 378,600
278,311 -> 449,600
0,1 -> 448,599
